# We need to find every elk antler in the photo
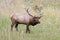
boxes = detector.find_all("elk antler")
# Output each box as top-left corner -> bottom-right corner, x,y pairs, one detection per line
35,5 -> 43,18
25,8 -> 33,17
39,7 -> 43,18
39,13 -> 43,19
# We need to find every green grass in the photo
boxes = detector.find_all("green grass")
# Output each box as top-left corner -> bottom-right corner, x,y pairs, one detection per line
41,2 -> 60,9
0,10 -> 60,40
0,2 -> 60,40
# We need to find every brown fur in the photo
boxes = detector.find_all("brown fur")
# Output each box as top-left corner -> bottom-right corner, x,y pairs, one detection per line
10,9 -> 42,33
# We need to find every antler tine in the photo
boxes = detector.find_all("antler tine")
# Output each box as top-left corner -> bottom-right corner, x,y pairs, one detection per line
24,8 -> 33,17
24,8 -> 29,13
26,8 -> 29,13
39,12 -> 43,18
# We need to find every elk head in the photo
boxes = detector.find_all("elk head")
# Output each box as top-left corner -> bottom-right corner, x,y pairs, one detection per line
25,8 -> 42,26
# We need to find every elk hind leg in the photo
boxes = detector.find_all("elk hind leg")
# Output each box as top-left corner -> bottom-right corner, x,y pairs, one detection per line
11,23 -> 14,31
15,24 -> 18,31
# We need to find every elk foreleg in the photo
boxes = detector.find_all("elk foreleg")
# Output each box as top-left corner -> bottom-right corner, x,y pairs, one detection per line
26,25 -> 30,33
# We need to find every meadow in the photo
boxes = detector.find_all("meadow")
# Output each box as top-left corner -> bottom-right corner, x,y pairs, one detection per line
0,0 -> 60,40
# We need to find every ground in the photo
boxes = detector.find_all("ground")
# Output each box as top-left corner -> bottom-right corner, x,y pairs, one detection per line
0,0 -> 60,40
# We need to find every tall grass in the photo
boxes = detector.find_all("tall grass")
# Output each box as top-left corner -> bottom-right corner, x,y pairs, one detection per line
0,0 -> 60,40
0,7 -> 60,40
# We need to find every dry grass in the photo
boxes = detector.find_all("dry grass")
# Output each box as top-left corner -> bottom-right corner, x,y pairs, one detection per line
0,0 -> 60,40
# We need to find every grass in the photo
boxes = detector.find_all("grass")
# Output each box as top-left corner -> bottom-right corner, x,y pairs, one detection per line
0,7 -> 60,40
0,0 -> 60,40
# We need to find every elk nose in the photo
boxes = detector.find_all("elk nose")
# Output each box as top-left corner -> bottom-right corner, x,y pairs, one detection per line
39,22 -> 40,23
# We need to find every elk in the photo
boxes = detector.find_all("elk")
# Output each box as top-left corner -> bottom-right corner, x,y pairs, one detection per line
10,8 -> 42,33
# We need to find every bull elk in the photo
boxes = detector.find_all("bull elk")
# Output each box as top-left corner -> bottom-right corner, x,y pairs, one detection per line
10,8 -> 42,33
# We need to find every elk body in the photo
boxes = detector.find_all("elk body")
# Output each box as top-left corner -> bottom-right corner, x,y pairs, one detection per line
11,9 -> 42,33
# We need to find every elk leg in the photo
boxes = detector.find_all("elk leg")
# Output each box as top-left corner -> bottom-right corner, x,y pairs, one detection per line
26,25 -> 30,33
11,24 -> 14,31
15,24 -> 18,31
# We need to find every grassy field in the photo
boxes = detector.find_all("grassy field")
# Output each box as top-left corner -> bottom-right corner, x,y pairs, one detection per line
0,0 -> 60,40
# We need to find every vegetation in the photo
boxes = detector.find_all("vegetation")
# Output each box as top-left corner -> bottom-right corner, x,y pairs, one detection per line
0,0 -> 60,40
